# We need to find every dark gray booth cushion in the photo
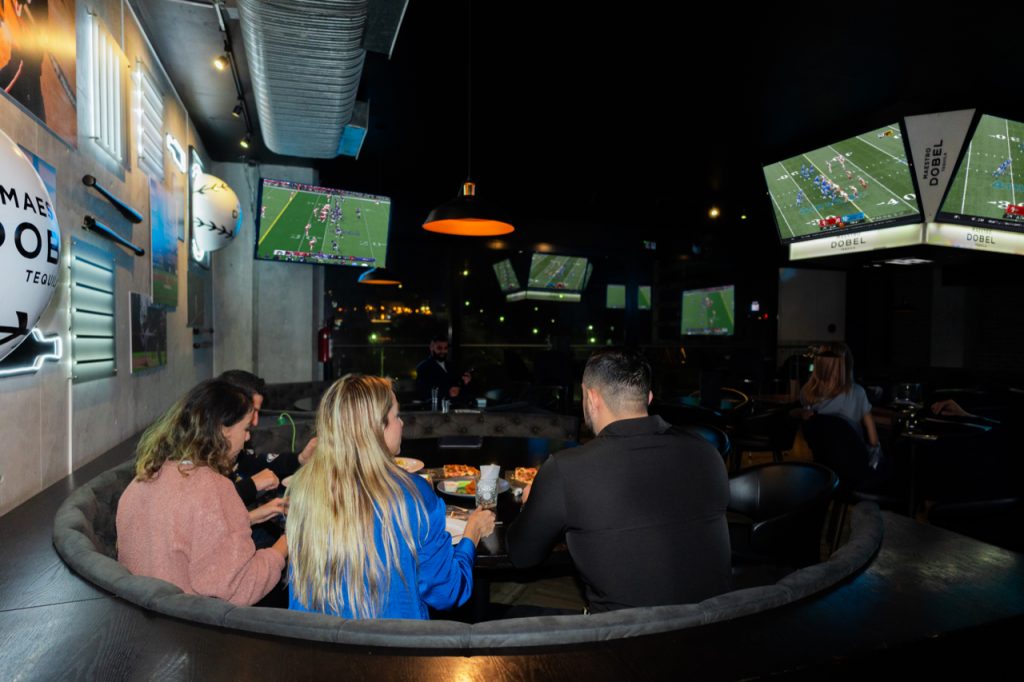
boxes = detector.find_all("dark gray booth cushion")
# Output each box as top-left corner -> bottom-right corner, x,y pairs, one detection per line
53,462 -> 882,650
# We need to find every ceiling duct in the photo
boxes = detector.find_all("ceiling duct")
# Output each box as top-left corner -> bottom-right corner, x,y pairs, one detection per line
236,0 -> 368,158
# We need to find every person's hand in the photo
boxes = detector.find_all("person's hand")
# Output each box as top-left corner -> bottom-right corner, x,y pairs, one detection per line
931,399 -> 970,418
798,409 -> 815,421
298,436 -> 318,465
248,497 -> 288,525
449,386 -> 461,398
521,482 -> 533,505
251,468 -> 279,492
463,508 -> 496,545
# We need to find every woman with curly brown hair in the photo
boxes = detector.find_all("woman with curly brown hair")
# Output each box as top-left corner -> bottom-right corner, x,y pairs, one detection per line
116,379 -> 287,605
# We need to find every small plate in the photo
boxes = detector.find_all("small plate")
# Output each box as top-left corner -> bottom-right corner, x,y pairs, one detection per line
395,457 -> 425,473
436,476 -> 510,498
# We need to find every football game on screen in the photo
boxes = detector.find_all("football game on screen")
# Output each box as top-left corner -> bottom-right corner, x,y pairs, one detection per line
255,178 -> 391,267
763,123 -> 920,243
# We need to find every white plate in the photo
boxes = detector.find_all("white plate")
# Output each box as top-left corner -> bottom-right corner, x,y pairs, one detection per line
395,457 -> 425,473
436,476 -> 510,498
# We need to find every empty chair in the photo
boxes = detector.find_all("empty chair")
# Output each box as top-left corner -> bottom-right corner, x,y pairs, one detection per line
801,414 -> 875,496
728,462 -> 839,580
676,423 -> 732,466
730,402 -> 801,471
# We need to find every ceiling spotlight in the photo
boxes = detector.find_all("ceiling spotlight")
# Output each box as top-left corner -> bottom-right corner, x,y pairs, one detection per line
708,207 -> 721,219
239,133 -> 251,150
213,54 -> 229,71
231,102 -> 243,119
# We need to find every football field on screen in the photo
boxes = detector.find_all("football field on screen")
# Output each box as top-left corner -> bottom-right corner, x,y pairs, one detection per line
764,124 -> 919,241
941,114 -> 1024,220
257,186 -> 390,266
681,289 -> 734,335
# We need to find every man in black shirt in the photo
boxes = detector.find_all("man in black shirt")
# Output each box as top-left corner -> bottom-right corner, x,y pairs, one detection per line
506,350 -> 731,612
415,335 -> 472,403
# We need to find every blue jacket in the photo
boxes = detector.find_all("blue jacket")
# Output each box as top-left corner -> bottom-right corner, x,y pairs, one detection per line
288,474 -> 475,619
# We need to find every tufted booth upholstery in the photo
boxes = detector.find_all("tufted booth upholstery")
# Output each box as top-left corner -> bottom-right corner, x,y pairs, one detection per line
399,411 -> 580,441
53,458 -> 883,650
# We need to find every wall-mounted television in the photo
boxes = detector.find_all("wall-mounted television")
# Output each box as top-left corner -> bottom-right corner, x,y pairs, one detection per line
606,284 -> 625,309
936,113 -> 1024,232
492,258 -> 521,292
681,285 -> 735,336
637,285 -> 652,310
527,254 -> 590,292
763,123 -> 922,244
255,178 -> 390,267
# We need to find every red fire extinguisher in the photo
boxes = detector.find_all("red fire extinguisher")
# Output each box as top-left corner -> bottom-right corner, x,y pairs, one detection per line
318,325 -> 332,364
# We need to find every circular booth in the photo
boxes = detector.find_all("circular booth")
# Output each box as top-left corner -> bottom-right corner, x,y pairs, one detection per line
53,459 -> 883,651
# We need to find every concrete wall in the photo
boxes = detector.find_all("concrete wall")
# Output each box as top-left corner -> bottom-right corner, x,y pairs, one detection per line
0,0 -> 213,515
211,163 -> 319,384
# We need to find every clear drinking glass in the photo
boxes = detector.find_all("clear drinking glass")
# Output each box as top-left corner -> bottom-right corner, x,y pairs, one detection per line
475,478 -> 498,510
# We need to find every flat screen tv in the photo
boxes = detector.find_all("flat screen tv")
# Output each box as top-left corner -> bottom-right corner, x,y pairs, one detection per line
606,284 -> 625,309
492,258 -> 521,292
763,123 -> 922,243
255,178 -> 390,267
637,285 -> 652,310
681,285 -> 735,336
936,113 -> 1024,232
527,254 -> 590,291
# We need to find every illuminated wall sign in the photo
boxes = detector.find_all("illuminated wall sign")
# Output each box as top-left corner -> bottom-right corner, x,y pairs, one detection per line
0,328 -> 62,378
925,222 -> 1024,256
191,173 -> 241,253
0,128 -> 62,363
165,133 -> 186,174
789,223 -> 924,261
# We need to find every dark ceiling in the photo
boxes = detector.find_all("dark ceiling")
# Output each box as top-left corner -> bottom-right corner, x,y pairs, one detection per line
132,2 -> 1008,272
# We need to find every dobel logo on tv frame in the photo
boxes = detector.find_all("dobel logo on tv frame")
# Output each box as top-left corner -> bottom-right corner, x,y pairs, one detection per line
0,127 -> 61,363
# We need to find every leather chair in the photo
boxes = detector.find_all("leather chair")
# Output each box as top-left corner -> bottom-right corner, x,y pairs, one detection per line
728,462 -> 839,583
801,415 -> 875,496
729,402 -> 801,472
801,414 -> 899,550
677,424 -> 732,467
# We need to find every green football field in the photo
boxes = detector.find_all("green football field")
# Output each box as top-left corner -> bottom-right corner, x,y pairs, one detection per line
637,286 -> 651,310
940,114 -> 1024,222
681,288 -> 734,336
764,124 -> 919,241
256,183 -> 390,267
492,259 -> 521,292
528,255 -> 589,289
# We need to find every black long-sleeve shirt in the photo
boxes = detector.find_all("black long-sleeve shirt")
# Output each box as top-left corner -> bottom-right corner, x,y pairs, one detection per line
506,415 -> 731,612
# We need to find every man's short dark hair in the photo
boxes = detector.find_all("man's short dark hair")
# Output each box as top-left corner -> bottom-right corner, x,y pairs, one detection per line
582,350 -> 651,413
218,370 -> 266,398
430,334 -> 449,344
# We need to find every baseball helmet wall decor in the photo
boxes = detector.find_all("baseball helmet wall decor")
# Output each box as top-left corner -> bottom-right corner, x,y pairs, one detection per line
192,173 -> 242,253
0,127 -> 61,364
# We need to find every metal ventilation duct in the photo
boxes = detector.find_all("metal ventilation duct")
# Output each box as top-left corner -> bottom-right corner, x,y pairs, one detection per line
236,0 -> 368,158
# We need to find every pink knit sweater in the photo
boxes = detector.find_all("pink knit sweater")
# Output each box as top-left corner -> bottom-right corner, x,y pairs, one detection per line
116,461 -> 285,606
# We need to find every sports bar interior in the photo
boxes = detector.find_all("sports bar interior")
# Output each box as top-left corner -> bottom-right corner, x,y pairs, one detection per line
1,2 -> 1022,679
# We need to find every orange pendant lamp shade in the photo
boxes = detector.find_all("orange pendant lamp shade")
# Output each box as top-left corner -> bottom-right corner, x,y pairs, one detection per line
423,182 -> 514,236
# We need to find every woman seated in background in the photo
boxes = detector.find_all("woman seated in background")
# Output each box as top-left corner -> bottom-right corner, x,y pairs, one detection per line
799,343 -> 882,467
287,374 -> 495,619
116,379 -> 288,606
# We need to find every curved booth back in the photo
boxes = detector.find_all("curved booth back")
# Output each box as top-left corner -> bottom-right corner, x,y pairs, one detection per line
53,458 -> 882,651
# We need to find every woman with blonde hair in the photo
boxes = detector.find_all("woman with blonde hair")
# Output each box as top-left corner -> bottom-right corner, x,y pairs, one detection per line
116,379 -> 288,605
286,374 -> 495,619
800,343 -> 880,456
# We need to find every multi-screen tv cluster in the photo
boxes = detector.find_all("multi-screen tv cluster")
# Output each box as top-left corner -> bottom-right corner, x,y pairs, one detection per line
763,110 -> 1024,259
